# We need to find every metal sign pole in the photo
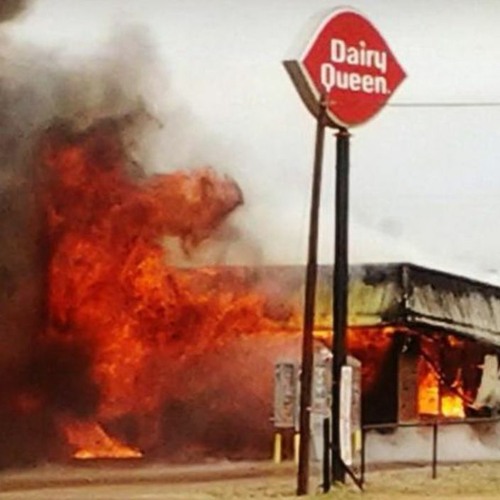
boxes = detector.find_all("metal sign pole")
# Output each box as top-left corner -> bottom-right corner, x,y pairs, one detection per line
296,98 -> 326,496
331,127 -> 350,484
285,7 -> 405,492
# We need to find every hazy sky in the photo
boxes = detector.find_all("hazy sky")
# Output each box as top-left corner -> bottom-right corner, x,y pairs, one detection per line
6,0 -> 500,281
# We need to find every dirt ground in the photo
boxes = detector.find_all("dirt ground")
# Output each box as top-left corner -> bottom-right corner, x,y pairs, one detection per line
1,461 -> 500,499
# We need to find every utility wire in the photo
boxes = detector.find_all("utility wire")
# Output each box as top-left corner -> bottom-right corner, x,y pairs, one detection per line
389,102 -> 500,108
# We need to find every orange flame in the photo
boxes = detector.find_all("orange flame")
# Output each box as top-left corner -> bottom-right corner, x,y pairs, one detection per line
36,120 -> 273,458
62,420 -> 142,459
347,327 -> 395,393
418,359 -> 465,418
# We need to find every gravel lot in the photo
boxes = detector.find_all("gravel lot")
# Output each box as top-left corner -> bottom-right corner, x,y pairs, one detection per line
1,461 -> 500,499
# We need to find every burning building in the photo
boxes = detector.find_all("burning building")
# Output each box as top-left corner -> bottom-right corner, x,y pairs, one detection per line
0,114 -> 499,461
249,263 -> 500,429
0,3 -> 499,467
309,263 -> 500,425
0,89 -> 499,468
3,186 -> 500,468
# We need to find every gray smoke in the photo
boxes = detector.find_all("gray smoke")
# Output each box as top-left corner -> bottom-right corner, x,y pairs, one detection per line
0,22 -> 164,378
0,8 -> 201,467
0,0 -> 28,23
366,423 -> 500,465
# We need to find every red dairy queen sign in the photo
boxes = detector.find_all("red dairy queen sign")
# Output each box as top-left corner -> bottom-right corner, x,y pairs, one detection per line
284,8 -> 406,128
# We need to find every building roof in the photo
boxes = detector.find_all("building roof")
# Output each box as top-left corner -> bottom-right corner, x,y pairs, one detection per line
317,263 -> 500,347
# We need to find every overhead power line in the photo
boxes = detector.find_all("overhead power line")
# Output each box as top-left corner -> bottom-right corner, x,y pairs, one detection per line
389,102 -> 500,108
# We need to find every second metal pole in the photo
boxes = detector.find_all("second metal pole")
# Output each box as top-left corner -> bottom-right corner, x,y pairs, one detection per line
296,99 -> 327,496
331,127 -> 350,484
